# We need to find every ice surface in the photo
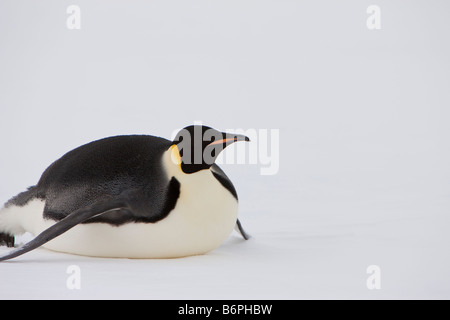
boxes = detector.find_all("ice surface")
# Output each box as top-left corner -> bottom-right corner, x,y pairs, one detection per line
1,204 -> 449,300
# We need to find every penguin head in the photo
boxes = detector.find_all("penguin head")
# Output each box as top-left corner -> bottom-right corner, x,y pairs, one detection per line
172,125 -> 250,174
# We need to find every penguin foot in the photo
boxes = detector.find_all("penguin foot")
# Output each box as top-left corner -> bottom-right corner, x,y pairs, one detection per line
0,233 -> 15,248
236,219 -> 251,240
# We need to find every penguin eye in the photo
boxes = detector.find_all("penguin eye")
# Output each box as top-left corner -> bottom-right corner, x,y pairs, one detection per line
179,149 -> 184,157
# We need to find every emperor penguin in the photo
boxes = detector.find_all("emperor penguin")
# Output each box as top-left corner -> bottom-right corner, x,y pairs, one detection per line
0,125 -> 251,261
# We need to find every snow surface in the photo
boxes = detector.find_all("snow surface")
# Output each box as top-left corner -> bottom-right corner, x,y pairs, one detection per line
1,191 -> 449,300
1,0 -> 450,299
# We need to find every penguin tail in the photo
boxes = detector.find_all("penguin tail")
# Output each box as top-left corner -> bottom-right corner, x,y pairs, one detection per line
0,186 -> 42,247
0,197 -> 128,262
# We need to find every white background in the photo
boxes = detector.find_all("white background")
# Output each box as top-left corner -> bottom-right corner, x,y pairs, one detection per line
1,0 -> 449,299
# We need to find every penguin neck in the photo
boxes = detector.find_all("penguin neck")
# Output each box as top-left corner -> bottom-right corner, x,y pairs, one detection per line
162,145 -> 214,186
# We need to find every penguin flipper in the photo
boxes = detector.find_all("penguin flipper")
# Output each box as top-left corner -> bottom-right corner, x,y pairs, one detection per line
235,219 -> 251,240
0,198 -> 128,262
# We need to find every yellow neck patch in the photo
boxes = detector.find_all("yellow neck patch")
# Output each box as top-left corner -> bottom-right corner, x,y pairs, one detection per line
170,145 -> 182,167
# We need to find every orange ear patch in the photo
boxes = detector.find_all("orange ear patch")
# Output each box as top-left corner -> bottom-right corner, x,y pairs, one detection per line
170,145 -> 182,166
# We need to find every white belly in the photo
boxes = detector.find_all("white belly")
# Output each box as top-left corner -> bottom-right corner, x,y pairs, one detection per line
39,171 -> 238,258
0,147 -> 240,259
